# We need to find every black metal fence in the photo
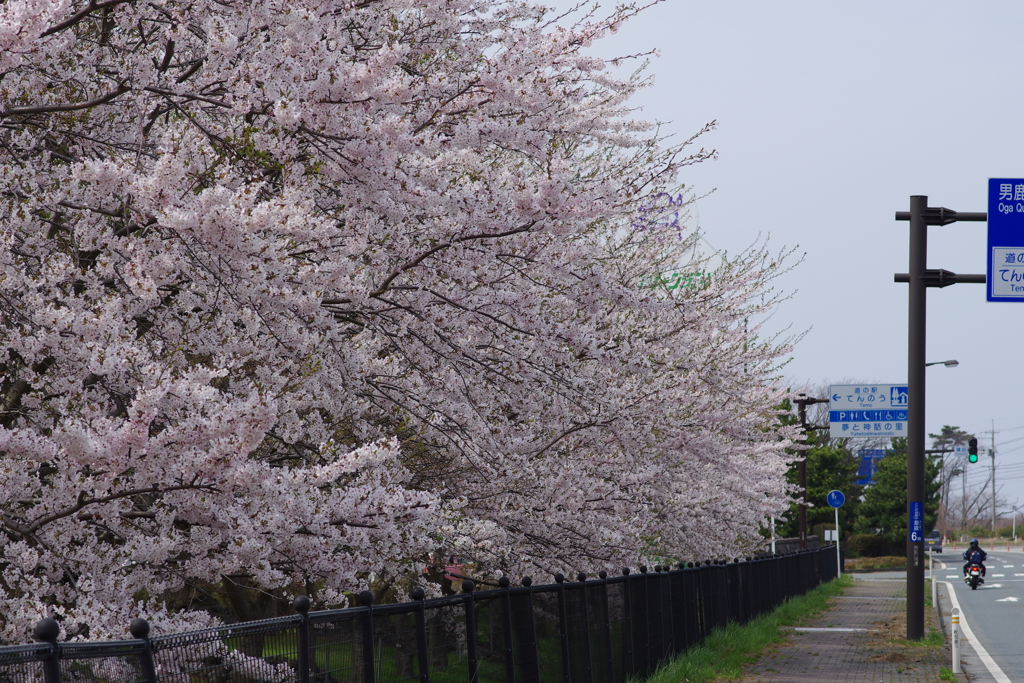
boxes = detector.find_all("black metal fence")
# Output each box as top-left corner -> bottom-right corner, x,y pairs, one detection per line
0,547 -> 838,683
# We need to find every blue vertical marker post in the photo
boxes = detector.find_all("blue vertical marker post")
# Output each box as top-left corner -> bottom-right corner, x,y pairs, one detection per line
988,178 -> 1024,302
909,501 -> 924,543
827,490 -> 845,578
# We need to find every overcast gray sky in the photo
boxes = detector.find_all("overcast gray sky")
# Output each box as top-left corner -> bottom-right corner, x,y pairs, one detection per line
545,1 -> 1024,517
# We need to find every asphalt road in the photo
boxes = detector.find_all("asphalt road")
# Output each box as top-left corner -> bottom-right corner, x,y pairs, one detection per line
934,545 -> 1024,681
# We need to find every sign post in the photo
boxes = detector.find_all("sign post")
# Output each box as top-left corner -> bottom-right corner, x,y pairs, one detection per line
827,490 -> 845,577
988,178 -> 1024,302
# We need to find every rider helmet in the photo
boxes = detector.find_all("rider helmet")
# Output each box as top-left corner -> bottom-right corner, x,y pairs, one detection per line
970,538 -> 980,547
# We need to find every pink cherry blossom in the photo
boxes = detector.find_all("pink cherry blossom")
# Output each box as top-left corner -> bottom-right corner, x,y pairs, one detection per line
0,0 -> 799,642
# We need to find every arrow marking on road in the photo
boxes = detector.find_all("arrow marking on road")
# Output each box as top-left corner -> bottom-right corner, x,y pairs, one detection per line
996,596 -> 1020,602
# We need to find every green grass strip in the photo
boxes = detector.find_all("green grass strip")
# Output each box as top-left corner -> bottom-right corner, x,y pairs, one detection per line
640,575 -> 854,683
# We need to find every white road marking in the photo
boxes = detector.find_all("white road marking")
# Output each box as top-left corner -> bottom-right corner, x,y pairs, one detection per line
946,575 -> 959,578
993,574 -> 1006,577
996,596 -> 1020,602
1004,565 -> 1015,567
941,581 -> 1013,683
791,626 -> 869,632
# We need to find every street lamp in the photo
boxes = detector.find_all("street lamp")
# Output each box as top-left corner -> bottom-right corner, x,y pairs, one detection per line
925,359 -> 959,368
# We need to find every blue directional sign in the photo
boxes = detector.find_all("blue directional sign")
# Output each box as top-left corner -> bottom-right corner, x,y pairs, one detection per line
826,490 -> 845,508
829,384 -> 908,438
855,449 -> 886,486
988,178 -> 1024,302
909,501 -> 924,542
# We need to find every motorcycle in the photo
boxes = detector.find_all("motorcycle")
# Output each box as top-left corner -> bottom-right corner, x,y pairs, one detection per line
965,562 -> 984,590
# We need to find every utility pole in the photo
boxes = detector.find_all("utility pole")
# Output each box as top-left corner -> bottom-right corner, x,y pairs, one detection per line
795,394 -> 830,549
894,197 -> 986,640
926,449 -> 953,532
992,419 -> 997,532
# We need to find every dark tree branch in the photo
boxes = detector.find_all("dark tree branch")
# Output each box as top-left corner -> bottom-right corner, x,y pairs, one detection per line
2,84 -> 130,118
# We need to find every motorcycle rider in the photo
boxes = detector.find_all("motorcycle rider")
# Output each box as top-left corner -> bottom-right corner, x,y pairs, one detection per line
962,538 -> 987,580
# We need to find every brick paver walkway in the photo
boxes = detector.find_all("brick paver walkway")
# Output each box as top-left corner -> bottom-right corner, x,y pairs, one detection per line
740,576 -> 952,682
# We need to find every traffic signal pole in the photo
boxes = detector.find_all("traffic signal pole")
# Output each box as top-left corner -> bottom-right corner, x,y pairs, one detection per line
895,196 -> 986,640
905,195 -> 928,642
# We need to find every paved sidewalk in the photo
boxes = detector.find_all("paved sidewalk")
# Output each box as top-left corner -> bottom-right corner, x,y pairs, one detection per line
740,576 -> 951,682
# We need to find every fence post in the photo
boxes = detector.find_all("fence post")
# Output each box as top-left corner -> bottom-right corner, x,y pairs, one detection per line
410,587 -> 430,683
359,590 -> 375,683
621,568 -> 634,678
129,618 -> 159,683
554,574 -> 572,683
598,571 -> 615,683
512,577 -> 544,683
462,580 -> 479,683
293,597 -> 311,683
634,565 -> 651,675
33,618 -> 62,683
498,577 -> 516,683
577,572 -> 594,683
727,559 -> 741,624
657,567 -> 675,659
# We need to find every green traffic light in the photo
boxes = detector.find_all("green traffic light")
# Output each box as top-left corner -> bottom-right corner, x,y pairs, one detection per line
968,453 -> 979,464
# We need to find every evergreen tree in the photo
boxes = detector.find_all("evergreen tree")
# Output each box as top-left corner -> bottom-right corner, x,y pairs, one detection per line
776,428 -> 862,538
855,438 -> 941,551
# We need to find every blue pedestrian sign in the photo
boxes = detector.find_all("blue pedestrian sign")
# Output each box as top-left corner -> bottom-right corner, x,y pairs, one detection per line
826,490 -> 845,508
988,178 -> 1024,302
829,384 -> 908,438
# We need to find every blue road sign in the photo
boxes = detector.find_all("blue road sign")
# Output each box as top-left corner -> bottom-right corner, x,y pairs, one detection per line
988,178 -> 1024,302
909,501 -> 924,542
855,449 -> 886,486
829,384 -> 908,438
826,490 -> 845,508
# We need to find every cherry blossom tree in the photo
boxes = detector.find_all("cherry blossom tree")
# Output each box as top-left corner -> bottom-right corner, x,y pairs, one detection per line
0,0 -> 798,642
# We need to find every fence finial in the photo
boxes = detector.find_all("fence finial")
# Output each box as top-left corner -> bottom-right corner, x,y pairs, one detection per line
498,576 -> 510,588
622,568 -> 630,575
598,570 -> 607,579
359,590 -> 374,607
410,587 -> 426,600
522,576 -> 532,587
34,618 -> 60,643
639,565 -> 647,574
292,596 -> 311,614
462,579 -> 475,593
129,618 -> 150,639
554,573 -> 564,584
576,572 -> 586,582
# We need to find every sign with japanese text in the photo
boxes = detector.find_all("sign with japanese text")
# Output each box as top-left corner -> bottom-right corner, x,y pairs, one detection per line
988,178 -> 1024,302
909,501 -> 924,542
829,384 -> 908,438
